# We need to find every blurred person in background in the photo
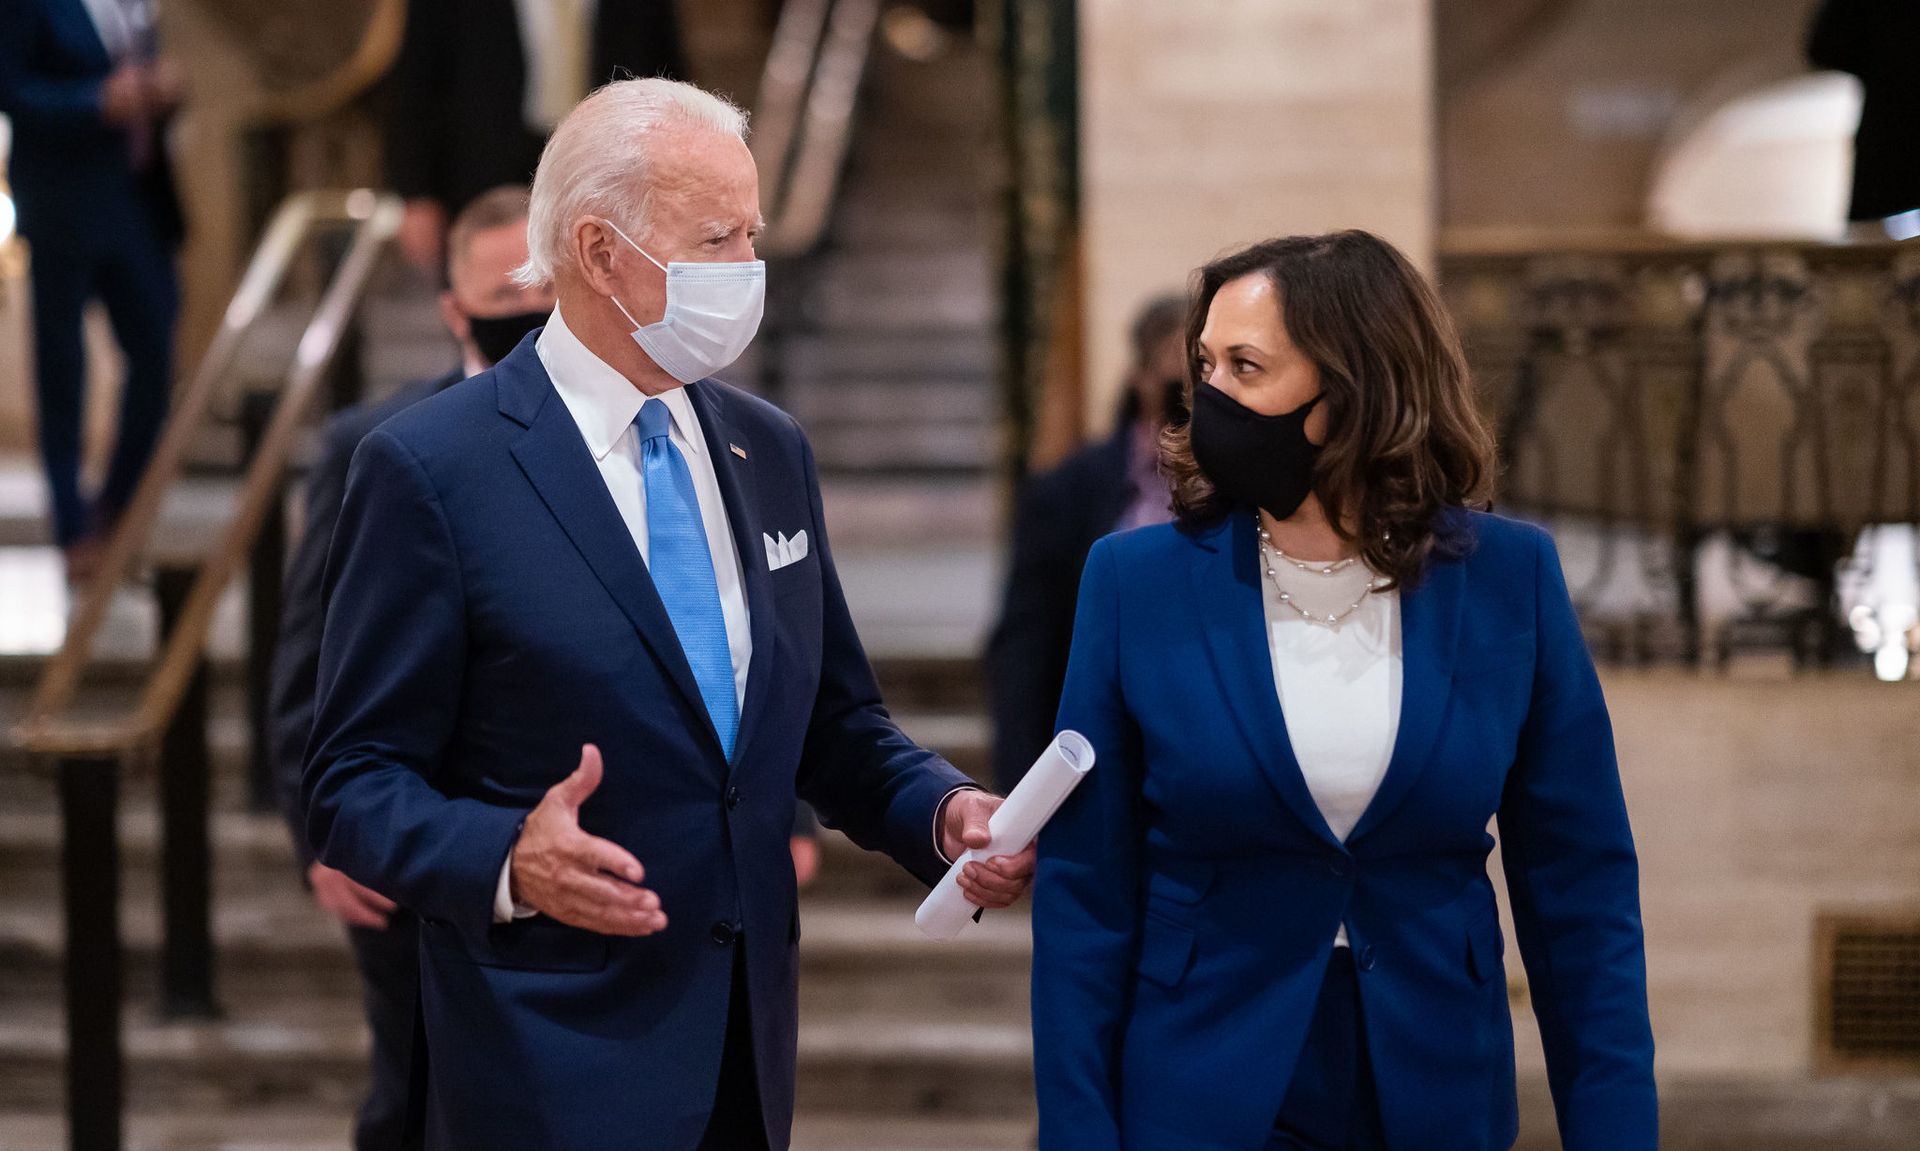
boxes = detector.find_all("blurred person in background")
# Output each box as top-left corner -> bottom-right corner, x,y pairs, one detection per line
270,184 -> 553,1151
1808,0 -> 1920,233
986,293 -> 1188,792
387,0 -> 688,272
0,0 -> 182,582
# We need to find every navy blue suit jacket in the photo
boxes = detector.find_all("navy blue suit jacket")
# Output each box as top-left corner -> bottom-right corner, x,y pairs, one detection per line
272,371 -> 463,870
1032,509 -> 1655,1151
302,335 -> 971,1150
0,0 -> 183,245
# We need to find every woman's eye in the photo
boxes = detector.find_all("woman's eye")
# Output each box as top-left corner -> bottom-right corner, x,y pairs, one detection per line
1233,359 -> 1257,374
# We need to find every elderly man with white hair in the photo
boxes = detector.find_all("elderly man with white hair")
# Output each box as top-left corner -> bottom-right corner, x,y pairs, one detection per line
302,78 -> 1034,1151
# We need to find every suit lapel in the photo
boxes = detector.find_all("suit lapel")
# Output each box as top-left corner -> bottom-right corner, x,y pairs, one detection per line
56,0 -> 115,71
1347,538 -> 1466,842
686,381 -> 775,769
497,344 -> 725,761
1188,511 -> 1342,849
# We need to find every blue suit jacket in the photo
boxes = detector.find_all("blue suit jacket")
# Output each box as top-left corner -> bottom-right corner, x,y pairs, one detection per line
0,0 -> 183,244
1032,508 -> 1655,1151
271,370 -> 462,870
302,335 -> 971,1150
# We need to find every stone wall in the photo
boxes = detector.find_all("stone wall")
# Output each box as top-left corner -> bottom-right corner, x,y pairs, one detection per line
1506,670 -> 1920,1078
1076,0 -> 1436,435
1441,0 -> 1825,231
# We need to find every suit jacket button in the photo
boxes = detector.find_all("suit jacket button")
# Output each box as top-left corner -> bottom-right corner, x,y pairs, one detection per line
711,921 -> 738,946
726,786 -> 742,809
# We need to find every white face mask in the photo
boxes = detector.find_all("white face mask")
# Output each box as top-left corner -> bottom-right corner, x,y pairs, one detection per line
603,218 -> 766,385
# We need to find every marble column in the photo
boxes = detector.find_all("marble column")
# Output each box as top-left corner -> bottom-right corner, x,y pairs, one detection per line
1077,0 -> 1436,432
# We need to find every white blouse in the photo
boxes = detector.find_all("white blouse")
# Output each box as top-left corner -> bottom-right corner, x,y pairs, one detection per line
1258,554 -> 1403,946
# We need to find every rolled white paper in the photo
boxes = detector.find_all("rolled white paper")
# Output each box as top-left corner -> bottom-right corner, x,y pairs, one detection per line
915,729 -> 1095,941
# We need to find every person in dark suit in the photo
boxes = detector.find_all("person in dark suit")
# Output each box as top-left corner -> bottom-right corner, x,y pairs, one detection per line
302,79 -> 1032,1150
986,293 -> 1188,791
0,0 -> 183,581
1808,0 -> 1920,224
385,0 -> 688,270
1033,232 -> 1655,1150
269,185 -> 554,1151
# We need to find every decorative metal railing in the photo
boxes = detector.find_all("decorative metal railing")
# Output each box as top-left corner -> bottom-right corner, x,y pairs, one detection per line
1440,231 -> 1920,669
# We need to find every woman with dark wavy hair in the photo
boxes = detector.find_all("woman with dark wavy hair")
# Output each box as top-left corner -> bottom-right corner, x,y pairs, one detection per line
1031,231 -> 1655,1151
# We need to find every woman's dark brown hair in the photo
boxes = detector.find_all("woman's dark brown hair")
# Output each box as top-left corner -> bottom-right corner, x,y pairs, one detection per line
1160,230 -> 1496,589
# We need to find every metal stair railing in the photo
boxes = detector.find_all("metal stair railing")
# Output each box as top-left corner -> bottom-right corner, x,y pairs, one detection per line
8,189 -> 403,1151
751,0 -> 882,261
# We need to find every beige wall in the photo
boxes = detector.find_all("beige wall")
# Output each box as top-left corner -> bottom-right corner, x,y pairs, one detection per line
1077,0 -> 1436,435
1441,0 -> 1822,231
1506,670 -> 1920,1077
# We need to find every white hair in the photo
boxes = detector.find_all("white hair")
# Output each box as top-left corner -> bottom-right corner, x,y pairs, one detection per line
513,78 -> 749,287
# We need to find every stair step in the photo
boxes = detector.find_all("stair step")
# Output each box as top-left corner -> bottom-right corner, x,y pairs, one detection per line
5,1078 -> 1920,1150
0,821 -> 1025,1004
785,379 -> 993,430
807,280 -> 993,335
781,331 -> 992,384
813,250 -> 990,299
809,424 -> 995,475
825,201 -> 984,250
0,998 -> 1035,1116
0,1110 -> 1040,1150
0,703 -> 987,816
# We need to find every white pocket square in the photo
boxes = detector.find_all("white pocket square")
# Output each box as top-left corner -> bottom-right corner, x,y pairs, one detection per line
764,530 -> 809,571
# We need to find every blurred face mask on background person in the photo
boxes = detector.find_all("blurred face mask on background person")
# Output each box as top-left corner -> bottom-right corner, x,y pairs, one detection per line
463,308 -> 550,366
602,217 -> 766,385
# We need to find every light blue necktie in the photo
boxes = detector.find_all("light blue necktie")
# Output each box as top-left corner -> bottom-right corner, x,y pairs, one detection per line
636,399 -> 738,759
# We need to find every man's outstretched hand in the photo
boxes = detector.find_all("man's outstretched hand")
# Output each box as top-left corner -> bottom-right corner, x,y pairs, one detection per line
509,745 -> 668,936
940,790 -> 1037,911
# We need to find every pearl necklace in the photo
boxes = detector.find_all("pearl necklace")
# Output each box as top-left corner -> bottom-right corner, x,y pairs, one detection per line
1257,524 -> 1383,626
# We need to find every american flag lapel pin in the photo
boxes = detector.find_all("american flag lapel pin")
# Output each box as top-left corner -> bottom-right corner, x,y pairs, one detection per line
729,443 -> 748,460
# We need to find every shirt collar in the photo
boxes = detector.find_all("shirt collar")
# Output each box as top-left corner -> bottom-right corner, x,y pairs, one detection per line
534,304 -> 702,462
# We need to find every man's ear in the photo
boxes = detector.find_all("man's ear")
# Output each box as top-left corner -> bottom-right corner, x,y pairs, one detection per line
438,290 -> 468,344
572,216 -> 623,297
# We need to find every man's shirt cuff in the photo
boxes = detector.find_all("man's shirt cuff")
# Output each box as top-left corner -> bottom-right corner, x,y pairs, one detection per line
493,845 -> 539,924
933,784 -> 985,866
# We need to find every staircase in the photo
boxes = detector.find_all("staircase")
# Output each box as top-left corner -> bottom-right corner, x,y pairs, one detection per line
769,32 -> 998,481
0,644 -> 1037,1149
0,26 -> 1015,1137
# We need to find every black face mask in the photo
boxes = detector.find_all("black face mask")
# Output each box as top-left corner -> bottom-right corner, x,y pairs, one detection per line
1189,383 -> 1323,520
463,309 -> 548,367
1160,378 -> 1189,428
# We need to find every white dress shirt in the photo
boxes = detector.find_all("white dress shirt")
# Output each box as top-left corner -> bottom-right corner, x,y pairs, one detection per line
1259,555 -> 1403,947
493,305 -> 752,922
78,0 -> 152,60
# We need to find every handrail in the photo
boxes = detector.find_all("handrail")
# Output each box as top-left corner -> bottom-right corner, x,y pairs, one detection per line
749,0 -> 832,219
13,190 -> 404,758
242,0 -> 408,128
752,0 -> 882,260
1441,226 -> 1913,260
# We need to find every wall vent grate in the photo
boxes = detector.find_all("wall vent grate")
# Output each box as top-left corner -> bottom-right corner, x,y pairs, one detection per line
1815,910 -> 1920,1074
